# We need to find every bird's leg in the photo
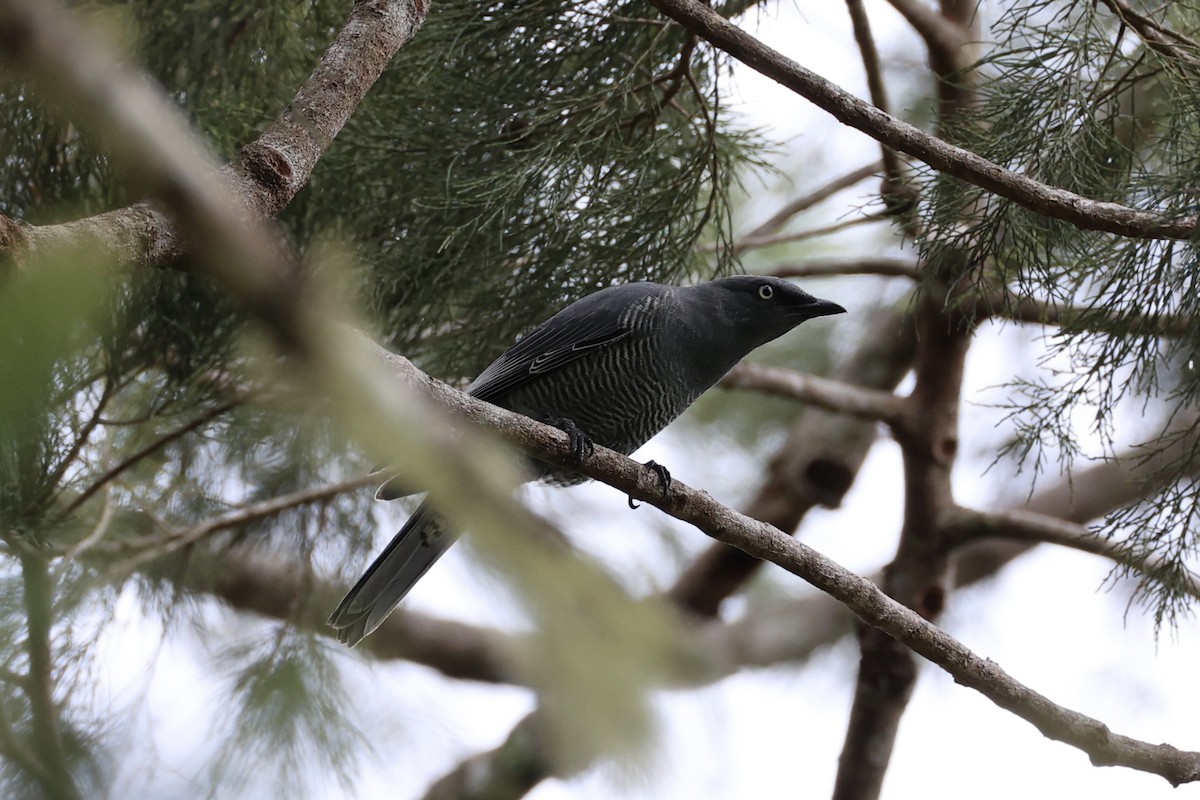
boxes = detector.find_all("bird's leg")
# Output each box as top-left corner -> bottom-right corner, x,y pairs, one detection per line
549,417 -> 595,464
628,459 -> 672,509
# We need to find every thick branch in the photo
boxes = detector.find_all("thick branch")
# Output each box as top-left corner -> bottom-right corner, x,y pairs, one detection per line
648,0 -> 1198,239
422,711 -> 550,800
884,0 -> 972,68
0,0 -> 428,271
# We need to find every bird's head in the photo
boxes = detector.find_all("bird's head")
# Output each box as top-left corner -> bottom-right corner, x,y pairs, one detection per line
694,275 -> 846,349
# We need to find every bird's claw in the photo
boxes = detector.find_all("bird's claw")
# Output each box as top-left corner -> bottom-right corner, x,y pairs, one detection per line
628,460 -> 672,509
552,417 -> 594,464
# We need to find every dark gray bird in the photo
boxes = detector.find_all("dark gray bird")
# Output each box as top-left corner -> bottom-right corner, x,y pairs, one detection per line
328,276 -> 845,645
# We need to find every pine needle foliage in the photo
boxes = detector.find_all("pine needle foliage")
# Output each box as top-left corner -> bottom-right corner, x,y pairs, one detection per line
916,0 -> 1200,623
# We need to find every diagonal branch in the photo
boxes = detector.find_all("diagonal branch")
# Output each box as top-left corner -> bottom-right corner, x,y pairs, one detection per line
670,299 -> 919,615
59,399 -> 240,518
0,0 -> 429,271
735,160 -> 881,248
1097,0 -> 1200,67
114,474 -> 378,568
648,0 -> 1198,239
369,340 -> 1200,786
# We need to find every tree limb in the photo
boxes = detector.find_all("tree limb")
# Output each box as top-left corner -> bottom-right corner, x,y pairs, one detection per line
720,362 -> 906,426
366,340 -> 1200,787
18,552 -> 81,800
941,505 -> 1200,601
670,299 -> 919,614
0,0 -> 429,271
648,0 -> 1198,239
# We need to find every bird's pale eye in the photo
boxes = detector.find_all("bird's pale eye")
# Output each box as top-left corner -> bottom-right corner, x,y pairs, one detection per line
758,284 -> 774,300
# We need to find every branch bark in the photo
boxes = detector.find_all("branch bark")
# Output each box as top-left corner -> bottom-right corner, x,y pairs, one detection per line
0,0 -> 429,271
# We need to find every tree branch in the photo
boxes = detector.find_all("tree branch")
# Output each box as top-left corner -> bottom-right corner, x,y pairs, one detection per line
988,293 -> 1192,338
941,506 -> 1200,601
170,548 -> 526,684
114,474 -> 377,568
846,1 -> 903,186
1097,0 -> 1200,67
729,210 -> 890,253
366,340 -> 1200,787
771,257 -> 920,280
18,552 -> 80,800
0,0 -> 429,271
884,0 -> 972,68
720,362 -> 906,426
59,399 -> 240,518
421,711 -> 551,800
670,299 -> 919,615
648,0 -> 1198,239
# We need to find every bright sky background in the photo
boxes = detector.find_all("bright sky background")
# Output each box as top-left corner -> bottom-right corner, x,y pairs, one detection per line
96,2 -> 1200,798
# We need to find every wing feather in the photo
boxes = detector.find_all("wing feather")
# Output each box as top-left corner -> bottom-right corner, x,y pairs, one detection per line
467,283 -> 662,402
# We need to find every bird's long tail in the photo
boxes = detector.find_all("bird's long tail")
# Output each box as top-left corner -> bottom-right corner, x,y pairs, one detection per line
327,503 -> 454,646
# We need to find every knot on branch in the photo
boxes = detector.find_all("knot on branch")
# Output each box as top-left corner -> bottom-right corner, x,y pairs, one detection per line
236,142 -> 294,196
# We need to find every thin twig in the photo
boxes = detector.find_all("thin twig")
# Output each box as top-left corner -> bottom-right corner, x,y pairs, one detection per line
736,161 -> 881,247
117,474 -> 377,569
734,210 -> 889,253
989,294 -> 1193,338
60,399 -> 239,518
940,506 -> 1200,601
720,362 -> 906,427
1098,0 -> 1200,67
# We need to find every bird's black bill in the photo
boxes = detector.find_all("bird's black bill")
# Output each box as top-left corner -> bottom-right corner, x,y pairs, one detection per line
804,298 -> 847,318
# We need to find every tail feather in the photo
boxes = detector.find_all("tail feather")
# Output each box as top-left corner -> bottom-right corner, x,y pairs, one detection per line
327,504 -> 455,646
